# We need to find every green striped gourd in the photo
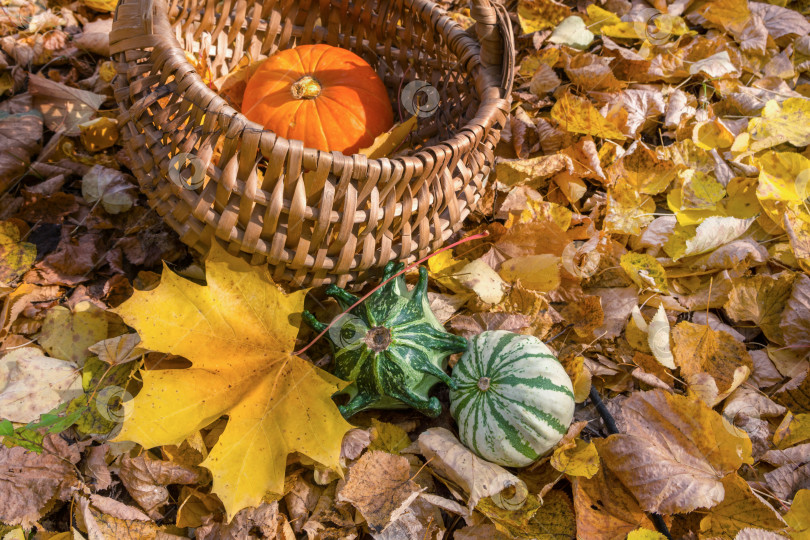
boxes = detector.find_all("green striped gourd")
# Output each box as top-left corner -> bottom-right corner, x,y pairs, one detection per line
303,262 -> 468,418
449,331 -> 575,467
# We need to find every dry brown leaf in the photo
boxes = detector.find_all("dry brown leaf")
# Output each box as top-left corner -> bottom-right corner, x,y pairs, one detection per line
374,496 -> 445,540
449,312 -> 531,339
672,321 -> 753,406
595,389 -> 753,514
73,18 -> 112,56
572,463 -> 658,539
196,501 -> 283,540
590,287 -> 639,340
78,495 -> 181,540
85,445 -> 112,491
88,334 -> 145,365
774,364 -> 810,413
175,487 -> 223,529
564,53 -> 623,91
28,73 -> 105,136
454,524 -> 511,539
119,454 -> 200,519
32,231 -> 104,286
763,459 -> 810,501
0,111 -> 42,193
724,273 -> 796,345
0,435 -> 81,527
336,450 -> 422,533
780,274 -> 810,352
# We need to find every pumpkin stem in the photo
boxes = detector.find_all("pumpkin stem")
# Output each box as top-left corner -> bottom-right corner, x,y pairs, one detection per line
477,377 -> 491,391
291,75 -> 321,99
365,326 -> 392,352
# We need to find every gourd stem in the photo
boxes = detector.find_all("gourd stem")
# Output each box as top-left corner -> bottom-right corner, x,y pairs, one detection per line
477,377 -> 491,391
291,75 -> 321,99
294,231 -> 489,357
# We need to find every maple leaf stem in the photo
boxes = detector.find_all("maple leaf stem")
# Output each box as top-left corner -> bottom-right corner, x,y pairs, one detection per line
294,231 -> 489,356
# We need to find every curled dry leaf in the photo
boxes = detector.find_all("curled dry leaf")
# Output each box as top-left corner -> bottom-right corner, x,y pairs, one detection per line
196,501 -> 286,540
88,333 -> 145,365
119,454 -> 200,518
417,427 -> 527,513
0,110 -> 42,193
337,451 -> 423,533
595,389 -> 753,514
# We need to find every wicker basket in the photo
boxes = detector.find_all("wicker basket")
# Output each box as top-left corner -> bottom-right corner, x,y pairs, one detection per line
110,0 -> 515,286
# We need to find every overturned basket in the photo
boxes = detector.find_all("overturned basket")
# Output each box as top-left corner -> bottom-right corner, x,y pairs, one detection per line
110,0 -> 515,286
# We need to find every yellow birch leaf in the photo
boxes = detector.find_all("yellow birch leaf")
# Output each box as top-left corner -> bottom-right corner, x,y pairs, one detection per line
111,243 -> 352,520
620,252 -> 669,293
369,418 -> 411,454
748,98 -> 810,151
551,92 -> 626,140
585,4 -> 621,33
499,255 -> 561,292
773,412 -> 810,449
551,439 -> 600,478
517,0 -> 571,34
784,489 -> 810,539
358,115 -> 418,159
605,182 -> 656,235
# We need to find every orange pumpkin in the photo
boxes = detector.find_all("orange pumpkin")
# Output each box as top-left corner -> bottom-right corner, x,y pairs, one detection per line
242,44 -> 394,155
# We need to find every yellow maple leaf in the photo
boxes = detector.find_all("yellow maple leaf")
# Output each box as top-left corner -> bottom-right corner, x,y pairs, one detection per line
112,244 -> 352,519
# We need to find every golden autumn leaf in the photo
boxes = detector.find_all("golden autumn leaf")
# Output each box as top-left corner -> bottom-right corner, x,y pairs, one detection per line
698,474 -> 786,538
773,412 -> 810,449
112,243 -> 352,519
550,92 -> 626,140
620,252 -> 669,293
748,98 -> 810,151
784,489 -> 810,539
595,389 -> 753,515
0,221 -> 36,285
551,438 -> 600,479
572,464 -> 658,539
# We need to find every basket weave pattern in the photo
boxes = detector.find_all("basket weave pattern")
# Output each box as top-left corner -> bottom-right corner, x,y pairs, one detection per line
110,0 -> 515,286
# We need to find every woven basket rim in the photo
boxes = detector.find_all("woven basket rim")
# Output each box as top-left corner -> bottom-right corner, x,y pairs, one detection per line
140,0 -> 508,169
